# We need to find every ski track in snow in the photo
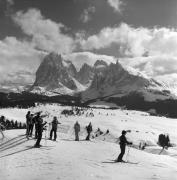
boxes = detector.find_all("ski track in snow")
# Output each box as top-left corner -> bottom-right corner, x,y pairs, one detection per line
0,104 -> 177,180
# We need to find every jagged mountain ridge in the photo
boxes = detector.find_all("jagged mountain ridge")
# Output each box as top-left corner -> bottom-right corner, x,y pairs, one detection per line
82,60 -> 173,101
30,52 -> 175,101
30,53 -> 94,95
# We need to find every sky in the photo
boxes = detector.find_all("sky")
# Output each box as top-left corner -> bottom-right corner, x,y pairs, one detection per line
1,0 -> 177,86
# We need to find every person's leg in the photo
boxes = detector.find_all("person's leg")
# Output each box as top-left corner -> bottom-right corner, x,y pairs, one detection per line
86,133 -> 89,140
35,125 -> 38,139
75,130 -> 77,141
0,129 -> 4,139
54,129 -> 57,140
50,129 -> 53,139
75,131 -> 78,141
76,131 -> 79,141
26,123 -> 29,135
88,132 -> 90,140
29,124 -> 32,136
35,132 -> 42,147
30,124 -> 34,136
117,145 -> 125,162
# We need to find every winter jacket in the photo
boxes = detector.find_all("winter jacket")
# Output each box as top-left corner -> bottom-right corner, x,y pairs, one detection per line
74,123 -> 80,132
86,124 -> 92,133
119,135 -> 131,146
36,117 -> 47,133
51,119 -> 60,130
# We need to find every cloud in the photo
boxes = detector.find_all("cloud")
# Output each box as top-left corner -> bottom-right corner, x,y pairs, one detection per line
80,6 -> 96,23
79,23 -> 177,58
6,0 -> 14,5
7,8 -> 177,87
78,22 -> 177,84
13,8 -> 76,54
107,0 -> 124,13
79,23 -> 151,57
64,51 -> 116,70
0,36 -> 43,84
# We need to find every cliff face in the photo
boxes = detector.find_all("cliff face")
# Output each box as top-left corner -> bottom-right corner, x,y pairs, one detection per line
32,53 -> 77,93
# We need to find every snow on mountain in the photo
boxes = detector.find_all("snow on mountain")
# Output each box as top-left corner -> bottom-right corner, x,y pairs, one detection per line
0,103 -> 177,180
28,52 -> 176,103
30,52 -> 87,95
82,60 -> 175,101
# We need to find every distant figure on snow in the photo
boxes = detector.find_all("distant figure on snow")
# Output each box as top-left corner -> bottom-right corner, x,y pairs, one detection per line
86,122 -> 92,141
28,114 -> 35,137
74,121 -> 80,141
49,116 -> 61,141
26,111 -> 31,137
116,130 -> 132,162
34,112 -> 41,139
0,116 -> 5,139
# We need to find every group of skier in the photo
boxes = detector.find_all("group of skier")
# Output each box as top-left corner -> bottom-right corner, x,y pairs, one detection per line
26,111 -> 47,147
0,110 -> 134,162
25,111 -> 132,161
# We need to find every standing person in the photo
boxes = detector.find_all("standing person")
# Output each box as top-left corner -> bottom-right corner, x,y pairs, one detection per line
28,114 -> 34,137
116,130 -> 132,162
0,116 -> 5,139
34,112 -> 41,139
26,111 -> 31,136
49,116 -> 61,141
74,121 -> 80,141
86,122 -> 92,141
34,116 -> 47,148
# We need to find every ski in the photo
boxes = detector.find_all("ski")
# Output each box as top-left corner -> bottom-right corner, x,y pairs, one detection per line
103,159 -> 139,164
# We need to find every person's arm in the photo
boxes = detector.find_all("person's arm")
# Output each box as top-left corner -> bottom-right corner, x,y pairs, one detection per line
124,136 -> 132,145
0,123 -> 5,129
42,121 -> 47,126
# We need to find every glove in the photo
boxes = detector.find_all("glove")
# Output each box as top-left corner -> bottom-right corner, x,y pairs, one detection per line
129,142 -> 133,145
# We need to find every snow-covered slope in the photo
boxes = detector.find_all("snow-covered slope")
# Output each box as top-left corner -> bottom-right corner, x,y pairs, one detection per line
0,104 -> 177,180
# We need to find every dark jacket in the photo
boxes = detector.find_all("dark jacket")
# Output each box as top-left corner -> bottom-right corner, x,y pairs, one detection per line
51,119 -> 60,130
86,124 -> 92,133
36,117 -> 47,133
74,122 -> 80,132
119,135 -> 131,146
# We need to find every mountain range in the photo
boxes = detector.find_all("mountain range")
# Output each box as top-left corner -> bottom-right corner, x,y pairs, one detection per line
28,52 -> 175,102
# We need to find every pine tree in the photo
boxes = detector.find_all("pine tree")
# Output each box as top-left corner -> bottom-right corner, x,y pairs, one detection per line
158,134 -> 170,154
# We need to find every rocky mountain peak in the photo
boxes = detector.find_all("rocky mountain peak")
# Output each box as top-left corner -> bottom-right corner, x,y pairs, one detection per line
32,53 -> 78,93
77,63 -> 94,85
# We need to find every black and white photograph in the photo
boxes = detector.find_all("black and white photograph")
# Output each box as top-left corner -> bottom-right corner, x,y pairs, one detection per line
0,0 -> 177,179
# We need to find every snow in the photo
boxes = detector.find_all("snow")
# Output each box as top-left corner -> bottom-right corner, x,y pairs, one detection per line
71,77 -> 87,92
0,104 -> 177,180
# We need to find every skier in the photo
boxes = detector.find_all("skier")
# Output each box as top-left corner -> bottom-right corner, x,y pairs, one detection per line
26,111 -> 31,136
33,112 -> 41,139
49,116 -> 61,141
74,121 -> 80,141
115,130 -> 132,162
86,122 -> 92,141
34,116 -> 47,148
28,114 -> 34,137
0,116 -> 5,139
